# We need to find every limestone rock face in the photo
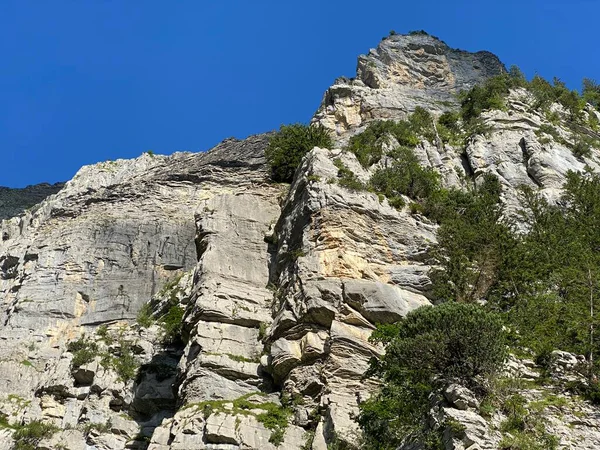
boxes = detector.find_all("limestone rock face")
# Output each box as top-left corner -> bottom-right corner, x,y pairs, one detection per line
313,32 -> 505,143
1,32 -> 600,450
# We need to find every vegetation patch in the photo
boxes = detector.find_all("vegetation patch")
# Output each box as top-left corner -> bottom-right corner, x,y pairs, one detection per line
358,302 -> 506,449
359,169 -> 600,448
437,111 -> 464,146
255,402 -> 291,446
458,68 -> 600,158
370,147 -> 439,210
136,303 -> 154,328
80,419 -> 112,435
158,304 -> 185,344
68,330 -> 140,382
184,393 -> 290,446
12,420 -> 59,450
498,393 -> 558,450
583,78 -> 600,111
265,123 -> 333,182
332,158 -> 366,191
67,337 -> 99,368
136,273 -> 187,344
346,118 -> 419,167
101,338 -> 139,382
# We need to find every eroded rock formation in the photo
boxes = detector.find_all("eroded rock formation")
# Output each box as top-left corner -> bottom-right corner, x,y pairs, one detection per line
1,32 -> 600,449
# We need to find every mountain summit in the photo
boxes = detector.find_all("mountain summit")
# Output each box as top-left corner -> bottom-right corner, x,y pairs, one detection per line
314,31 -> 505,140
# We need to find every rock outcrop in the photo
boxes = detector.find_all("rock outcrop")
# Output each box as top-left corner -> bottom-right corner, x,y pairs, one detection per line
0,182 -> 64,221
313,32 -> 505,143
1,31 -> 600,449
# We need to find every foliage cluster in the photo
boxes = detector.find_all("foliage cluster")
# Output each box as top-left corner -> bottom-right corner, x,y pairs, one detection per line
457,68 -> 600,157
583,78 -> 600,111
427,174 -> 515,303
101,338 -> 139,382
159,304 -> 185,344
430,169 -> 600,374
358,302 -> 506,449
332,158 -> 366,191
137,273 -> 186,344
67,337 -> 98,368
68,331 -> 139,382
497,393 -> 558,450
346,109 -> 430,167
361,168 -> 600,447
265,123 -> 333,182
370,147 -> 439,209
12,420 -> 59,450
185,393 -> 290,446
136,303 -> 153,328
459,71 -> 518,123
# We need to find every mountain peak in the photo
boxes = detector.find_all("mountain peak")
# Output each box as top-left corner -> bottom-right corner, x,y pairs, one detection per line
314,32 -> 505,140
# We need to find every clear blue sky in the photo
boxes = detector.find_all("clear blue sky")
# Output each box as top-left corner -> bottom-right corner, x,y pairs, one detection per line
2,0 -> 598,187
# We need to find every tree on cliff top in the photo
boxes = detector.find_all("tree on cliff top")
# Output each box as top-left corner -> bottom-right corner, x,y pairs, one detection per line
265,123 -> 332,182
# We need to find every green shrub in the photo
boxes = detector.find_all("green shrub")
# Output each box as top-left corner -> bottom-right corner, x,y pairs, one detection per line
258,322 -> 268,341
528,76 -> 585,119
136,303 -> 154,328
536,124 -> 561,141
508,65 -> 528,88
546,110 -> 561,125
498,394 -> 558,450
265,124 -> 332,182
427,174 -> 516,303
359,303 -> 506,449
97,337 -> 140,382
583,78 -> 600,110
112,341 -> 138,381
346,120 -> 419,167
437,111 -> 463,145
371,302 -> 507,386
13,420 -> 59,450
529,75 -> 557,110
570,135 -> 594,159
333,158 -> 366,191
370,147 -> 439,206
96,324 -> 114,345
256,403 -> 291,446
159,304 -> 185,344
503,171 -> 600,366
408,107 -> 436,142
588,110 -> 599,130
67,337 -> 98,368
408,30 -> 430,36
460,73 -> 513,123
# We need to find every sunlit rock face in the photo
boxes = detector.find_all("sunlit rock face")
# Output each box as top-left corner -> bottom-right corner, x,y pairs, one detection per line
313,32 -> 505,143
1,32 -> 600,450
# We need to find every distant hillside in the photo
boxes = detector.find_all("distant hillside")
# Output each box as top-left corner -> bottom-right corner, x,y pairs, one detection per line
0,182 -> 64,220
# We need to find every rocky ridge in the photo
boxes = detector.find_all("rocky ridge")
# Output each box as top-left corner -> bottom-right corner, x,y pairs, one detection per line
0,32 -> 600,449
313,32 -> 505,144
0,182 -> 65,221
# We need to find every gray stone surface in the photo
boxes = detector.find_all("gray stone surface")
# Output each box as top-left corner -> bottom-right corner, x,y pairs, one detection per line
313,32 -> 504,144
1,32 -> 600,450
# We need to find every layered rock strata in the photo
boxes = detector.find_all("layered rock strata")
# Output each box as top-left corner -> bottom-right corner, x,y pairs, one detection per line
0,32 -> 599,450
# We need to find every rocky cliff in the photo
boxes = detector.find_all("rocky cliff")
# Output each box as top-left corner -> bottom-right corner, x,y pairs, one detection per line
0,183 -> 64,221
1,32 -> 600,450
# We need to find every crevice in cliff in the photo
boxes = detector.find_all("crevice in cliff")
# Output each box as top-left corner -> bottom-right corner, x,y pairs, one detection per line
460,150 -> 475,180
129,344 -> 184,446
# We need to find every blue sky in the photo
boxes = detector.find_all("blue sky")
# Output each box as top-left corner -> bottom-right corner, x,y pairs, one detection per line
2,0 -> 599,187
